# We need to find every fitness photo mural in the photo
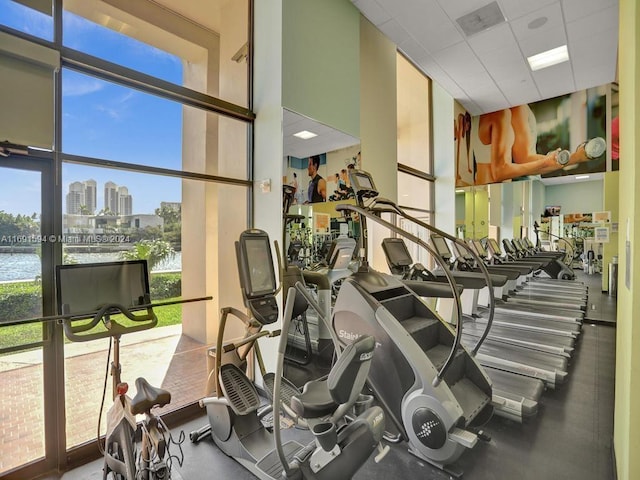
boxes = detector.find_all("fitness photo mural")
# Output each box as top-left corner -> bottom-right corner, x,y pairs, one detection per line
455,84 -> 613,187
285,146 -> 361,205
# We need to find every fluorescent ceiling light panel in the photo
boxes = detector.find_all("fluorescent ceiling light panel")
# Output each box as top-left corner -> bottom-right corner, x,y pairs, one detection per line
527,45 -> 569,71
575,175 -> 590,180
293,130 -> 317,140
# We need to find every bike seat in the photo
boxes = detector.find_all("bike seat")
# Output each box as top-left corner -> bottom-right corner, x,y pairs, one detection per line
290,380 -> 338,419
131,377 -> 171,415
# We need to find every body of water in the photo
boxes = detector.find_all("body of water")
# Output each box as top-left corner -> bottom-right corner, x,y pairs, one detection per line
0,252 -> 182,282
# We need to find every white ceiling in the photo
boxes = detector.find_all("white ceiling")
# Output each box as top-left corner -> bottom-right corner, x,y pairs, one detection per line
283,110 -> 360,158
352,0 -> 619,116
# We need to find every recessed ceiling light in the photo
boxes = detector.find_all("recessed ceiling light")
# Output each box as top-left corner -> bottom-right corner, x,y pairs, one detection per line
455,189 -> 464,193
575,175 -> 590,180
527,45 -> 569,71
293,130 -> 317,140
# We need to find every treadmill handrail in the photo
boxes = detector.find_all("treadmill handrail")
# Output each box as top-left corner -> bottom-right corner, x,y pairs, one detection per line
335,203 -> 461,388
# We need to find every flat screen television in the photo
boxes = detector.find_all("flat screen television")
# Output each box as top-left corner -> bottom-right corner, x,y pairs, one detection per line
56,260 -> 150,317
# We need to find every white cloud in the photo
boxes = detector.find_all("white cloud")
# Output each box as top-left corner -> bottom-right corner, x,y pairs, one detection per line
63,77 -> 104,97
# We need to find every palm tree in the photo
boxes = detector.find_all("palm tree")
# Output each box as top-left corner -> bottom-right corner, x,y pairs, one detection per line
120,239 -> 175,271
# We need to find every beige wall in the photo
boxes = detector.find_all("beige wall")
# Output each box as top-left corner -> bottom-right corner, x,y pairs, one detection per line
360,16 -> 398,271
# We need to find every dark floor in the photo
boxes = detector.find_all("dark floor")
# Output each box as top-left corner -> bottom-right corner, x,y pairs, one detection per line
579,271 -> 618,324
51,271 -> 617,480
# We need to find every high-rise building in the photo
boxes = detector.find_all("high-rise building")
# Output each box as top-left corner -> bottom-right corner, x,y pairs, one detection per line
83,179 -> 97,214
66,181 -> 85,214
104,181 -> 119,214
118,186 -> 133,216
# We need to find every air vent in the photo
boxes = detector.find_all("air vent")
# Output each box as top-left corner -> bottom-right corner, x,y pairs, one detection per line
456,1 -> 505,37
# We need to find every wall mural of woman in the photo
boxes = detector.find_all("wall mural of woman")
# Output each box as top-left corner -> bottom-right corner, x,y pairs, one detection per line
455,85 -> 612,187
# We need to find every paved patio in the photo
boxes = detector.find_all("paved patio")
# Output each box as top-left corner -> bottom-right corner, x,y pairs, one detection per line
0,325 -> 209,474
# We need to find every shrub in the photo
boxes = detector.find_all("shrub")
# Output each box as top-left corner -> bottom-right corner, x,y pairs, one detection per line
0,282 -> 41,323
149,272 -> 181,300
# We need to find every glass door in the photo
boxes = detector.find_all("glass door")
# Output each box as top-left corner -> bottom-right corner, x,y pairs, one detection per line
0,154 -> 58,478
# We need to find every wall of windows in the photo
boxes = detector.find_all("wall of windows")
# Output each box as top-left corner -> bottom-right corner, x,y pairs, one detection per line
0,0 -> 252,476
397,52 -> 434,267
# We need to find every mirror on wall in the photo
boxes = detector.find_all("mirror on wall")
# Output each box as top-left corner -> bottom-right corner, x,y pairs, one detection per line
282,109 -> 361,268
281,108 -> 361,368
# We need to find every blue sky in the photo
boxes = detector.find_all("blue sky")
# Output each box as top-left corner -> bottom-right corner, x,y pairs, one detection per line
1,3 -> 186,215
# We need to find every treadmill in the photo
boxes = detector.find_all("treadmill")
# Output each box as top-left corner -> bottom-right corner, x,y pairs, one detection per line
447,241 -> 576,357
469,239 -> 586,311
481,239 -> 586,325
385,236 -> 569,389
430,236 -> 581,339
380,237 -> 545,421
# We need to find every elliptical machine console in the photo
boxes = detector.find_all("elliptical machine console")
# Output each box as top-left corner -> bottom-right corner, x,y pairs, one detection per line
235,229 -> 280,324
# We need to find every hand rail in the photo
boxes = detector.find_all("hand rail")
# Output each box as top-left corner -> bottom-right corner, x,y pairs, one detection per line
384,201 -> 496,357
1,296 -> 213,328
335,203 -> 461,388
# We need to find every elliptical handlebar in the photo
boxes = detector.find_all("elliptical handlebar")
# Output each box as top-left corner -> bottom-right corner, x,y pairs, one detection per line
336,203 -> 462,388
61,303 -> 157,343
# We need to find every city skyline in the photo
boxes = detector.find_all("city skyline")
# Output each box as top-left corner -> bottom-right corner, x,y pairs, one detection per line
65,179 -> 134,216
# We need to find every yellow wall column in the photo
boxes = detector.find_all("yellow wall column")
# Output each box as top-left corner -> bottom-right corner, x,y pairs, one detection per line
614,1 -> 640,479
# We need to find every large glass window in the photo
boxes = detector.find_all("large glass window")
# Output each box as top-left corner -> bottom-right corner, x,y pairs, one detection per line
397,53 -> 432,175
0,0 -> 53,41
62,69 -> 249,178
63,0 -> 250,106
396,52 -> 434,267
61,170 -> 250,447
0,164 -> 46,473
0,0 -> 253,475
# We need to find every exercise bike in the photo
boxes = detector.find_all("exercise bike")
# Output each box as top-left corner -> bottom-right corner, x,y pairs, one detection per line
57,260 -> 184,480
191,229 -> 388,479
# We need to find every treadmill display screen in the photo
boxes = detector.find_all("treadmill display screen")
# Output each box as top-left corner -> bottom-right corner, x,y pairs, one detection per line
383,239 -> 413,267
431,236 -> 451,258
473,240 -> 487,257
351,171 -> 376,192
452,241 -> 471,259
489,238 -> 501,254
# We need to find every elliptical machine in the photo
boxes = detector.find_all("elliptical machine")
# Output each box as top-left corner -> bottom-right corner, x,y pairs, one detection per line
192,229 -> 388,479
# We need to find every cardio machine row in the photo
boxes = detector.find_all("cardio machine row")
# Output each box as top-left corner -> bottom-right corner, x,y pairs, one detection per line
190,169 -> 588,479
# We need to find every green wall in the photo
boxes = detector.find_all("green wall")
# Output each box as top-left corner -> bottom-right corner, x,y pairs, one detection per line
544,180 -> 604,214
282,0 -> 360,138
602,172 -> 620,291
